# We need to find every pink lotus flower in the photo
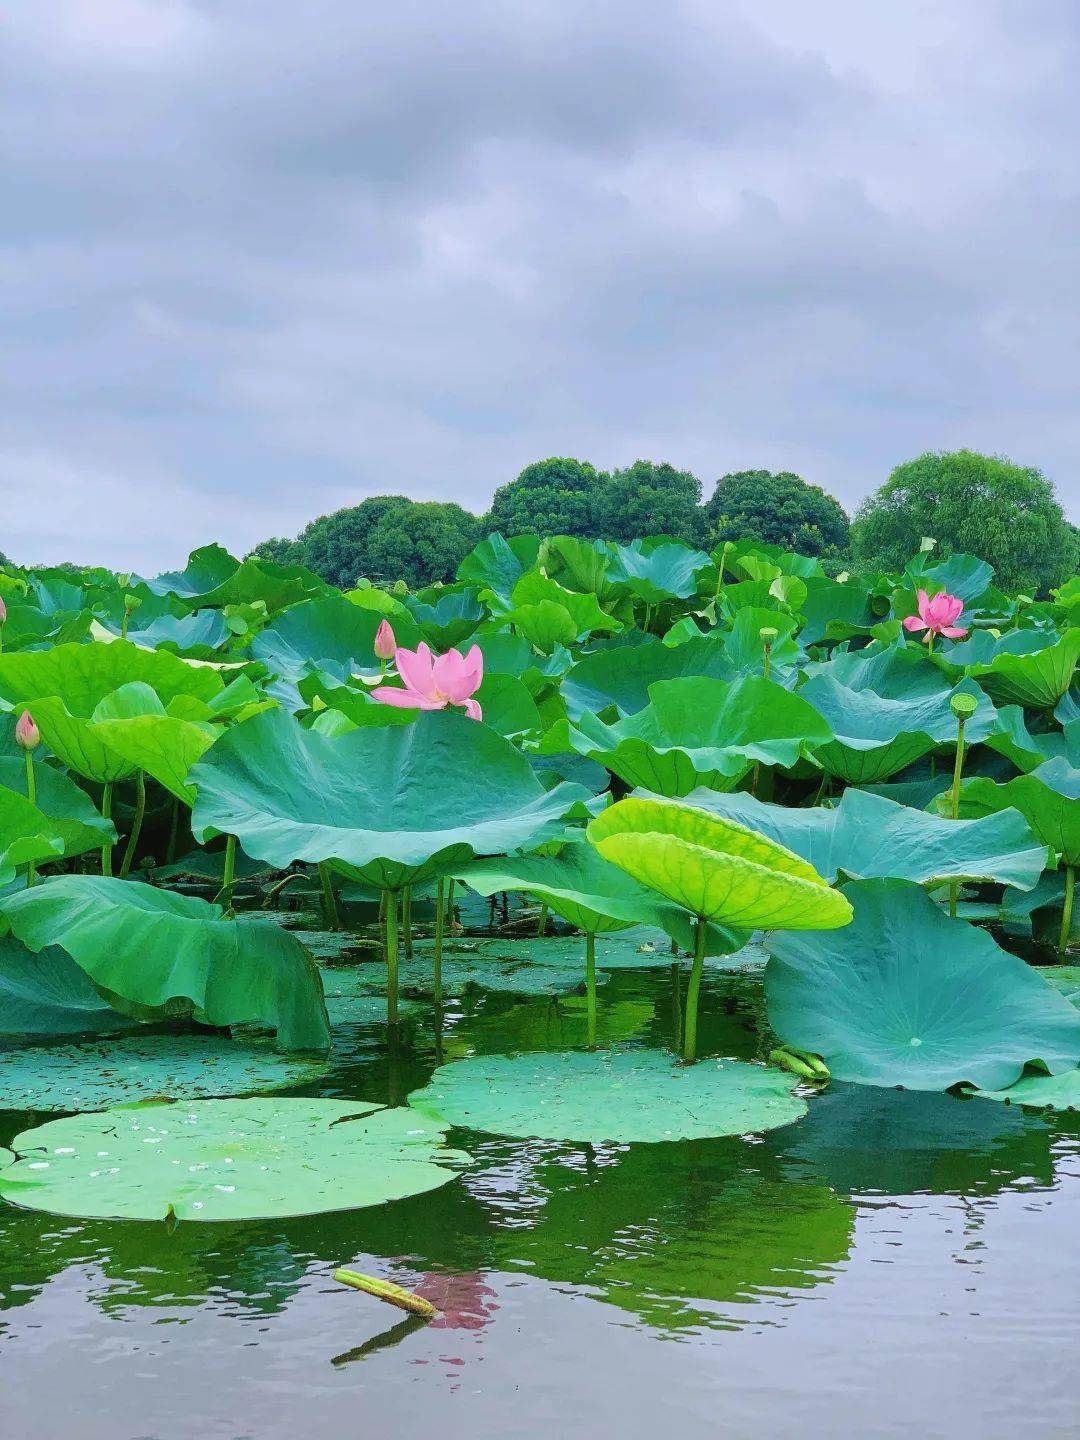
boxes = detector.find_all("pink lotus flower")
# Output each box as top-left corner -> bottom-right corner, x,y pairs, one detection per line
374,619 -> 397,660
15,710 -> 40,750
372,641 -> 484,721
902,589 -> 968,641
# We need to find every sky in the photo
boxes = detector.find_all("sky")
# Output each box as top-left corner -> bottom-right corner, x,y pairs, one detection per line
1,0 -> 1078,573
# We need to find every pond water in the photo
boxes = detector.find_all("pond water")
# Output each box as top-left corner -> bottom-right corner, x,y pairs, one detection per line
1,958 -> 1077,1440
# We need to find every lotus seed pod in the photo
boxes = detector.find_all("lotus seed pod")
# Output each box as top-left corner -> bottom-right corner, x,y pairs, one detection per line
950,693 -> 978,719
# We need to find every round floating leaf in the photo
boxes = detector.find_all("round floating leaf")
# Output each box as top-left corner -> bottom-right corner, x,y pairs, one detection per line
766,879 -> 1080,1091
587,795 -> 852,930
189,707 -> 590,890
2,875 -> 331,1053
0,1098 -> 470,1220
0,1032 -> 326,1111
409,1050 -> 807,1143
569,675 -> 831,796
682,786 -> 1048,891
973,1068 -> 1080,1112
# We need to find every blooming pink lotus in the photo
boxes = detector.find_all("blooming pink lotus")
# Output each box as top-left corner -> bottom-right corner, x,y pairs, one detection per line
902,589 -> 968,642
15,710 -> 40,750
374,619 -> 397,660
372,641 -> 484,721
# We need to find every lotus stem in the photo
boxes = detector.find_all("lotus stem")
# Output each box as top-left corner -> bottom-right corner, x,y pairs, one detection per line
536,901 -> 548,937
101,782 -> 114,876
24,749 -> 37,888
433,877 -> 445,1006
402,886 -> 414,957
166,795 -> 180,865
1060,865 -> 1076,957
682,915 -> 708,1063
446,878 -> 456,931
318,861 -> 340,930
585,931 -> 597,1048
948,695 -> 975,919
332,1269 -> 437,1320
214,833 -> 237,916
386,891 -> 400,1025
671,962 -> 683,1050
119,771 -> 146,879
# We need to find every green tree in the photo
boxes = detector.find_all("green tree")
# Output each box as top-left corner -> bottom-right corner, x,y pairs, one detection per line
852,450 -> 1078,593
600,460 -> 703,545
246,537 -> 303,566
293,496 -> 480,590
703,470 -> 850,557
485,457 -> 611,539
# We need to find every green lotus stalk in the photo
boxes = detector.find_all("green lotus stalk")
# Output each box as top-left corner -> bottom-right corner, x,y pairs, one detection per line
536,901 -> 549,937
1060,864 -> 1075,958
433,876 -> 445,1006
119,771 -> 146,880
332,1269 -> 437,1319
713,540 -> 734,599
402,886 -> 414,958
101,782 -> 114,876
166,795 -> 180,865
318,861 -> 340,931
16,711 -> 41,887
948,692 -> 977,918
120,593 -> 140,640
585,932 -> 597,1048
214,833 -> 237,916
385,891 -> 400,1025
682,915 -> 708,1063
671,962 -> 682,1051
751,636 -> 776,798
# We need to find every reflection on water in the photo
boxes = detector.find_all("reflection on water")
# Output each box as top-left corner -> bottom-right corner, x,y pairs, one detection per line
1,962 -> 1078,1438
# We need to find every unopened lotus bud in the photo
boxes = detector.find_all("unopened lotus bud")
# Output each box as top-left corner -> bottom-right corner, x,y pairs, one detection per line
15,710 -> 40,750
374,620 -> 397,660
950,693 -> 978,720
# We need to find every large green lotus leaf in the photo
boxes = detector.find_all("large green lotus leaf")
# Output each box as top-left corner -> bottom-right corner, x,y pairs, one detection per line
717,608 -> 803,683
972,1067 -> 1080,1112
561,634 -> 732,720
409,1050 -> 806,1142
680,786 -> 1048,890
0,785 -> 66,881
589,794 -> 852,930
142,544 -> 241,601
766,879 -> 1080,1090
536,534 -> 612,598
798,579 -> 878,646
807,637 -> 952,699
252,595 -> 420,683
569,675 -> 832,796
945,627 -> 1080,707
0,600 -> 93,652
0,1098 -> 470,1221
0,936 -> 136,1037
198,558 -> 329,616
0,1032 -> 324,1110
606,540 -> 714,603
799,673 -> 995,784
402,584 -> 485,649
0,758 -> 114,859
489,1150 -> 852,1332
456,531 -> 538,602
1057,687 -> 1080,726
910,551 -> 996,604
985,706 -> 1080,773
91,713 -> 218,803
954,759 -> 1080,865
1,876 -> 331,1053
97,609 -> 231,659
189,707 -> 590,890
455,846 -> 748,955
503,570 -> 620,641
1042,966 -> 1080,1007
0,642 -> 223,782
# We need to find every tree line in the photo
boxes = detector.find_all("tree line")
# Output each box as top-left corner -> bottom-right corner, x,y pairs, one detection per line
248,449 -> 1071,596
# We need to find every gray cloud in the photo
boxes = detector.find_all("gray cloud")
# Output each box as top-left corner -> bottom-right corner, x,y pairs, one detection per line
1,0 -> 1077,570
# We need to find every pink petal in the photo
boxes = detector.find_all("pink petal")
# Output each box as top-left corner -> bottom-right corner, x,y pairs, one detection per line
371,685 -> 445,711
433,644 -> 483,703
903,615 -> 928,632
395,642 -> 439,701
915,589 -> 932,620
939,625 -> 968,639
461,697 -> 483,721
942,596 -> 964,625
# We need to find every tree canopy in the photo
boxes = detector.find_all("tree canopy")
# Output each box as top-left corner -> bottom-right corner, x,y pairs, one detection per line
703,471 -> 850,558
852,450 -> 1078,594
281,497 -> 480,590
601,461 -> 703,545
485,458 -> 610,540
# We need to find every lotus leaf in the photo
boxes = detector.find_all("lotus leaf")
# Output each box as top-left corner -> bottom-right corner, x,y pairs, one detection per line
945,627 -> 1080,707
252,595 -> 420,683
972,1068 -> 1080,1112
0,758 -> 115,859
0,1098 -> 470,1220
954,759 -> 1080,865
2,876 -> 331,1052
561,634 -> 731,719
606,540 -> 714,603
409,1050 -> 807,1142
766,879 -> 1080,1090
0,936 -> 136,1036
189,707 -> 589,890
680,786 -> 1047,890
0,785 -> 66,882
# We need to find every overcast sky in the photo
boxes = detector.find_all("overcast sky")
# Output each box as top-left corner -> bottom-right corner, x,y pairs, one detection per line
2,0 -> 1078,572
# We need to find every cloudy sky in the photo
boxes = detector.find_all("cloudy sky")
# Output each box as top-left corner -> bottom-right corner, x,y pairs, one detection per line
2,0 -> 1078,572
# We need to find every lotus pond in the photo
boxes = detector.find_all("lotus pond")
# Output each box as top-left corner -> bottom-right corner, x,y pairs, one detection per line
0,533 -> 1078,1436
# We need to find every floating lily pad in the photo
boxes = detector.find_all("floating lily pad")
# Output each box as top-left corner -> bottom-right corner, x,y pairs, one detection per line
973,1068 -> 1080,1111
0,1032 -> 327,1112
0,1098 -> 471,1221
409,1050 -> 807,1142
1042,967 -> 1080,1008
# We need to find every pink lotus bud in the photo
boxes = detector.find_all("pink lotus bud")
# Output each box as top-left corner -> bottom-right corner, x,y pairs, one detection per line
0,595 -> 6,624
374,620 -> 397,660
15,710 -> 40,750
